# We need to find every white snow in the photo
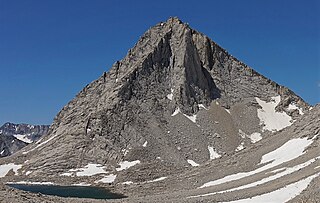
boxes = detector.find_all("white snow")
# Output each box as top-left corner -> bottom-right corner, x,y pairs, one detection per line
142,141 -> 148,147
23,134 -> 59,154
72,182 -> 91,186
208,146 -> 221,159
167,88 -> 174,100
183,114 -> 197,123
0,163 -> 22,177
260,137 -> 314,166
96,174 -> 117,183
189,173 -> 319,201
248,132 -> 262,143
122,149 -> 129,156
255,96 -> 292,132
171,107 -> 197,123
198,104 -> 208,110
60,172 -> 73,176
221,173 -> 319,203
146,177 -> 167,183
171,107 -> 180,116
116,160 -> 140,171
68,164 -> 108,176
12,134 -> 33,144
86,128 -> 91,133
0,150 -> 4,155
268,168 -> 286,174
288,103 -> 304,115
217,156 -> 319,194
7,181 -> 54,185
199,137 -> 314,188
122,181 -> 133,185
224,108 -> 231,114
187,159 -> 199,167
25,171 -> 32,175
236,142 -> 245,151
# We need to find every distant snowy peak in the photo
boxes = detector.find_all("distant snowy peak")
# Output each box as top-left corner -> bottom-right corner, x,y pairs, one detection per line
0,122 -> 49,157
0,122 -> 49,143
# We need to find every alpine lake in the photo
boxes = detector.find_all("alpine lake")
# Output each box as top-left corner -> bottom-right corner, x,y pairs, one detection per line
7,184 -> 127,199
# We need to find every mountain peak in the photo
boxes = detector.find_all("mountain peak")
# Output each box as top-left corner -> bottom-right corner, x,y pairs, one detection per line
7,18 -> 309,179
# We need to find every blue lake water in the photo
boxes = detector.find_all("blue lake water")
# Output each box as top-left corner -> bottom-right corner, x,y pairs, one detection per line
7,184 -> 127,199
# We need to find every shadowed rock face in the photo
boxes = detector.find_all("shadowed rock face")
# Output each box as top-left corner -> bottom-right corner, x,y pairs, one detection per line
12,17 -> 308,176
0,123 -> 49,157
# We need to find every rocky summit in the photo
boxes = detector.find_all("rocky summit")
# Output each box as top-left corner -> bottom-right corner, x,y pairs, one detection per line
0,17 -> 318,203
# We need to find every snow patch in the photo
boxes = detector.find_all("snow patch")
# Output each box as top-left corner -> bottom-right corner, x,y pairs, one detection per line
187,159 -> 199,167
171,107 -> 180,116
12,134 -> 33,144
236,142 -> 245,151
183,114 -> 197,123
0,163 -> 22,177
25,171 -> 32,175
60,172 -> 72,176
122,149 -> 129,156
171,107 -> 197,123
67,164 -> 108,176
146,177 -> 167,183
142,141 -> 148,147
122,181 -> 133,185
260,137 -> 313,166
167,88 -> 174,100
72,182 -> 91,186
255,96 -> 292,132
198,104 -> 208,110
116,160 -> 140,171
288,103 -> 304,115
96,174 -> 117,183
23,134 -> 58,154
248,132 -> 262,143
208,146 -> 221,159
225,108 -> 231,114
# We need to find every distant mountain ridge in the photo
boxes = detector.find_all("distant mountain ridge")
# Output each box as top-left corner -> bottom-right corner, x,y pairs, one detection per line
0,122 -> 49,157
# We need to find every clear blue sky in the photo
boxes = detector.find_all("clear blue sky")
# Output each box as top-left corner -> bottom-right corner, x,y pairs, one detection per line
0,0 -> 319,125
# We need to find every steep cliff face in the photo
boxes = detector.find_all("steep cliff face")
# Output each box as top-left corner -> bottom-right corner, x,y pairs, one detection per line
11,17 -> 308,177
0,123 -> 49,157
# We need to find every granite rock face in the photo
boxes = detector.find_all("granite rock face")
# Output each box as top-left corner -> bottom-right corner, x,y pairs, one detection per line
0,123 -> 49,157
8,17 -> 309,177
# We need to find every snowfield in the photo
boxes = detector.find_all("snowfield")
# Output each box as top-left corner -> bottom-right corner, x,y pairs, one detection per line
96,174 -> 117,183
62,164 -> 108,177
0,163 -> 22,177
116,160 -> 140,171
222,173 -> 319,203
256,96 -> 292,132
200,136 -> 315,188
12,134 -> 33,144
